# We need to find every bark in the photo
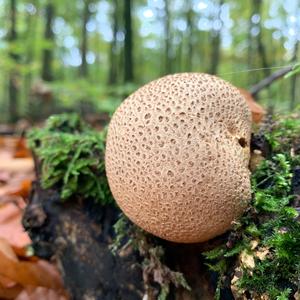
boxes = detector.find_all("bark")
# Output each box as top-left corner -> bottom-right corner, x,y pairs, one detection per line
247,2 -> 254,85
8,0 -> 19,123
254,0 -> 270,78
108,0 -> 119,85
209,0 -> 223,75
176,32 -> 183,72
79,0 -> 90,78
24,2 -> 38,106
124,0 -> 134,83
290,41 -> 299,110
41,1 -> 55,81
23,183 -> 144,300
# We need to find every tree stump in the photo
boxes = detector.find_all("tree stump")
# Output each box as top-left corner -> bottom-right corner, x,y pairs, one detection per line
23,181 -> 221,300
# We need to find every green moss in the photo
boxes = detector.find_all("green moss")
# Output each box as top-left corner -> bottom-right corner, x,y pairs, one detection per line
27,113 -> 113,204
205,114 -> 300,300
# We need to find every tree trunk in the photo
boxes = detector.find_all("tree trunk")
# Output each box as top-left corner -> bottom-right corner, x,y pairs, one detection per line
24,1 -> 38,112
209,0 -> 223,75
8,0 -> 19,123
247,2 -> 254,85
290,0 -> 300,111
253,0 -> 270,78
41,1 -> 55,81
164,0 -> 171,74
108,0 -> 119,85
185,2 -> 194,71
124,0 -> 134,83
290,37 -> 299,111
79,0 -> 90,78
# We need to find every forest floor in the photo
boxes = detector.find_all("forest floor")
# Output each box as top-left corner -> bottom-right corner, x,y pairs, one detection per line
0,135 -> 68,300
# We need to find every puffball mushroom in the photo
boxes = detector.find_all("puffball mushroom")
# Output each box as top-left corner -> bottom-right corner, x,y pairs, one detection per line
105,73 -> 252,243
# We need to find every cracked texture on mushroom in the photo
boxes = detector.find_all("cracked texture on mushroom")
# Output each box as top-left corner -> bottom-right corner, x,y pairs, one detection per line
105,73 -> 252,243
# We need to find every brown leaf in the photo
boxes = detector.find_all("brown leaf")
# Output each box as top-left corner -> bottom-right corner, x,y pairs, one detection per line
15,287 -> 68,300
238,88 -> 265,123
13,138 -> 32,159
0,239 -> 63,290
0,158 -> 34,173
7,179 -> 32,199
0,282 -> 23,299
255,247 -> 269,261
0,201 -> 31,250
240,250 -> 255,269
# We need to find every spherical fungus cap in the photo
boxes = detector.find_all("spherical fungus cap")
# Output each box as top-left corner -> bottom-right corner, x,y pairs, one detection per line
105,73 -> 252,243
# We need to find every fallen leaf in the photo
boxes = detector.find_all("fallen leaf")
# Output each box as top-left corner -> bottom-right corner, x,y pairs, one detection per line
0,274 -> 18,288
250,240 -> 259,250
240,250 -> 255,269
0,158 -> 34,173
13,138 -> 32,159
0,136 -> 68,299
15,287 -> 68,300
231,272 -> 246,300
238,88 -> 265,123
0,282 -> 23,299
0,200 -> 31,250
255,247 -> 269,261
0,239 -> 64,290
7,179 -> 32,199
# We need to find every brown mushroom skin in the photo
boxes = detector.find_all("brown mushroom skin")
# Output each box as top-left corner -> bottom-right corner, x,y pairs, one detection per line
105,73 -> 252,243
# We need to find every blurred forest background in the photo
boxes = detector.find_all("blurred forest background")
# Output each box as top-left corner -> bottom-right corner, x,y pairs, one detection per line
0,0 -> 299,123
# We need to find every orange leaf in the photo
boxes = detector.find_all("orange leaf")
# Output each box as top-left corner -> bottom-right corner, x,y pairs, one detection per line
238,88 -> 265,123
0,239 -> 64,290
16,287 -> 68,300
0,282 -> 23,299
0,274 -> 17,288
13,138 -> 32,159
0,158 -> 34,173
8,179 -> 32,199
0,201 -> 31,250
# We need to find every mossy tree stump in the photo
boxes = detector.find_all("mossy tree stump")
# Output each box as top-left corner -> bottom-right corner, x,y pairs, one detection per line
22,114 -> 300,300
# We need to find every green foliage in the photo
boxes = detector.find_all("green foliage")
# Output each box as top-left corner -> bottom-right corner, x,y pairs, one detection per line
266,117 -> 300,155
204,115 -> 300,300
110,214 -> 130,254
27,114 -> 113,204
2,0 -> 300,123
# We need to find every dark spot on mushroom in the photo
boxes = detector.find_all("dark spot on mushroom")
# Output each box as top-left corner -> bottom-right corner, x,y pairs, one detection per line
238,137 -> 247,148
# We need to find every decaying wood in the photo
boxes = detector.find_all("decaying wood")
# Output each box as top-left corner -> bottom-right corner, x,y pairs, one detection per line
22,179 -> 224,300
23,183 -> 144,300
